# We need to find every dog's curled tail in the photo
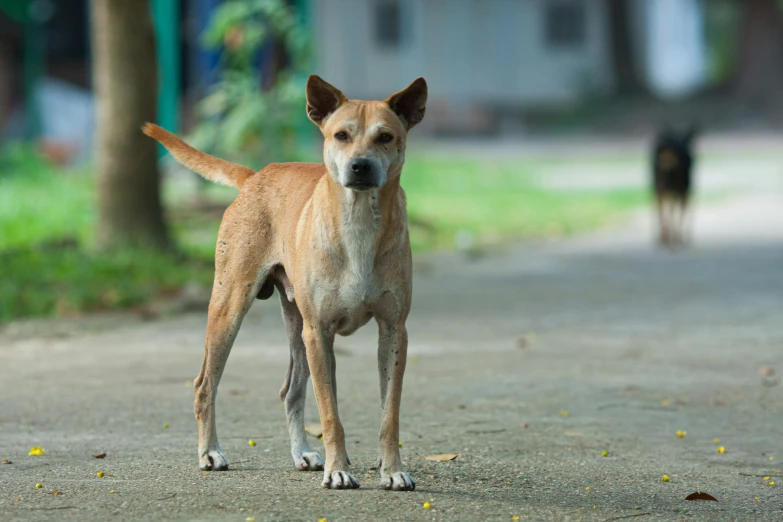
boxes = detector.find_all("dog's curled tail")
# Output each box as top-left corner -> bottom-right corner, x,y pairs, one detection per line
142,123 -> 256,189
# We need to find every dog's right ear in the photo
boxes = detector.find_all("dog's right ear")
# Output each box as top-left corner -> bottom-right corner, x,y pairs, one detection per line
306,75 -> 347,127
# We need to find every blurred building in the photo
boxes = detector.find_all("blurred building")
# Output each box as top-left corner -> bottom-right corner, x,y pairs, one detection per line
312,0 -> 614,134
0,0 -> 764,161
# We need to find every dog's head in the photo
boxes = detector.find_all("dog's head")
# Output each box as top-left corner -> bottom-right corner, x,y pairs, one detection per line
305,75 -> 427,191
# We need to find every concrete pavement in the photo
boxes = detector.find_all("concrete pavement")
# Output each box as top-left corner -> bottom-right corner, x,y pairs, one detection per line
2,160 -> 783,521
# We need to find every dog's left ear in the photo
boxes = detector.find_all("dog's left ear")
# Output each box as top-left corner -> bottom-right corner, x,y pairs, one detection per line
386,78 -> 428,130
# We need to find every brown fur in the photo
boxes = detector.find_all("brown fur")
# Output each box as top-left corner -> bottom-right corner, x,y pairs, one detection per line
143,75 -> 427,491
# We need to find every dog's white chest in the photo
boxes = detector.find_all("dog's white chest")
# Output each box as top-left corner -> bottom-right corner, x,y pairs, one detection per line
312,192 -> 381,333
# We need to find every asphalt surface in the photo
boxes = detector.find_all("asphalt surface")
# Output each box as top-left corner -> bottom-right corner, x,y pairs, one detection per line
2,159 -> 783,521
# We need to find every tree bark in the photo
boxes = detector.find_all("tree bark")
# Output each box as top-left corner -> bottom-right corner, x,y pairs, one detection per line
608,0 -> 644,96
735,0 -> 783,106
90,0 -> 169,250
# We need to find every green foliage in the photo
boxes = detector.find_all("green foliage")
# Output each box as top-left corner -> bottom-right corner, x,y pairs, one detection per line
0,146 -> 215,323
189,0 -> 311,167
0,244 -> 212,321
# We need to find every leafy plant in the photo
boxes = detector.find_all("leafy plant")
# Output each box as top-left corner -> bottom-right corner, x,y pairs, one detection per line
189,0 -> 311,168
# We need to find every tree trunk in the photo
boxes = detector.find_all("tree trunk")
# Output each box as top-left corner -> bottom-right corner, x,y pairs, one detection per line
608,0 -> 644,96
90,0 -> 169,250
735,0 -> 783,107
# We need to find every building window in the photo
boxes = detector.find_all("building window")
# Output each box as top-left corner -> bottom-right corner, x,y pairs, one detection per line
375,0 -> 401,49
545,1 -> 586,49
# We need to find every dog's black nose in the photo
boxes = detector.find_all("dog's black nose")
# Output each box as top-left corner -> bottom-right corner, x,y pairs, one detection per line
350,159 -> 373,174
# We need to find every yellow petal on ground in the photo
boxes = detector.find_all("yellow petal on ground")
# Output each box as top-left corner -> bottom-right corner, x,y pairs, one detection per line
246,518 -> 255,521
35,483 -> 42,489
248,440 -> 256,447
770,481 -> 775,486
398,441 -> 403,448
422,502 -> 431,509
713,438 -> 720,444
109,490 -> 115,494
601,450 -> 609,457
305,425 -> 323,439
676,430 -> 686,438
764,476 -> 770,481
97,471 -> 104,478
661,399 -> 670,407
662,475 -> 670,482
162,424 -> 169,429
425,453 -> 458,461
28,446 -> 46,456
717,446 -> 725,454
513,517 -> 520,521
560,410 -> 570,418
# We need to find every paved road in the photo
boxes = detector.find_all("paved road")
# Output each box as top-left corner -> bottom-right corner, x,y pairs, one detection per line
2,167 -> 783,521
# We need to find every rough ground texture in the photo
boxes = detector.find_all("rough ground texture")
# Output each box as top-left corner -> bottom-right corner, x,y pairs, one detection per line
2,137 -> 783,521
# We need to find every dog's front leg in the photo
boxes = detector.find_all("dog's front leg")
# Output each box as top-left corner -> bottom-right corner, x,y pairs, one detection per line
377,321 -> 415,491
302,323 -> 358,489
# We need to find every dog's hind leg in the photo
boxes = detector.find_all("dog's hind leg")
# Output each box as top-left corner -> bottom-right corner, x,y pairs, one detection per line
278,291 -> 325,471
193,217 -> 270,471
655,192 -> 668,247
676,196 -> 690,246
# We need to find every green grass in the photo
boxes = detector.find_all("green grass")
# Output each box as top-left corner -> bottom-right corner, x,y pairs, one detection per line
0,147 -> 647,323
402,157 -> 648,252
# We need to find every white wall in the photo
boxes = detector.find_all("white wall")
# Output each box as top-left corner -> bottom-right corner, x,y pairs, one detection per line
312,0 -> 614,107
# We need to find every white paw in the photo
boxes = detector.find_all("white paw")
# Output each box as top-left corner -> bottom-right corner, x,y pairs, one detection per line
322,471 -> 360,489
380,471 -> 416,491
199,449 -> 229,471
294,451 -> 324,471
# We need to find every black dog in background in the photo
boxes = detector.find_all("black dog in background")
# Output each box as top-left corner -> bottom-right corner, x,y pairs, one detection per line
652,125 -> 698,247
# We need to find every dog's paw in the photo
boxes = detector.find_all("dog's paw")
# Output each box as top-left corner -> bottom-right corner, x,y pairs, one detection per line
294,451 -> 324,471
380,471 -> 416,491
199,449 -> 229,471
321,471 -> 360,489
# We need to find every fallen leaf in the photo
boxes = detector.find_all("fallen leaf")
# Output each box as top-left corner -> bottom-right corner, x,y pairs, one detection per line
1,460 -> 11,464
519,423 -> 528,429
425,453 -> 458,461
52,489 -> 62,495
759,366 -> 775,377
516,333 -> 536,348
685,491 -> 717,502
305,424 -> 323,439
93,453 -> 107,459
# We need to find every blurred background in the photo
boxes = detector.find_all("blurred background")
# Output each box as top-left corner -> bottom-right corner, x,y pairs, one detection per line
0,0 -> 782,324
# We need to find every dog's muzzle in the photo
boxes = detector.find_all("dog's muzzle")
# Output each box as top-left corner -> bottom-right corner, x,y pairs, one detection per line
345,158 -> 380,191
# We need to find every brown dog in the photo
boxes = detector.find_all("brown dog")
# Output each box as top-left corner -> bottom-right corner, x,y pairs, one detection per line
143,75 -> 426,491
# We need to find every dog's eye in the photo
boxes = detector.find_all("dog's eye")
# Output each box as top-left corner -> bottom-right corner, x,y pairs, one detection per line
378,133 -> 394,143
334,131 -> 349,142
